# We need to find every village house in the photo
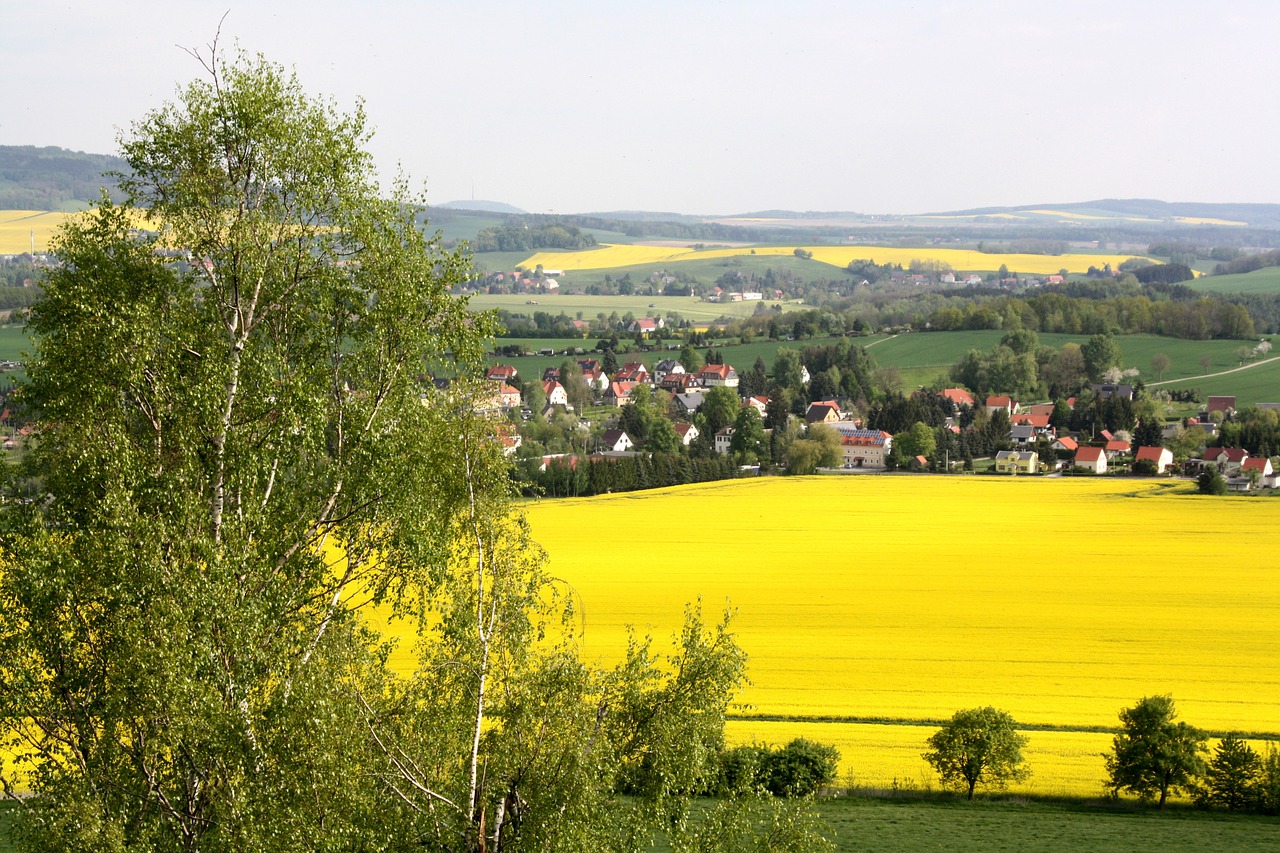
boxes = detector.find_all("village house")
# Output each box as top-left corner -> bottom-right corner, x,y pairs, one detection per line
697,363 -> 739,388
615,362 -> 650,384
714,426 -> 735,455
994,450 -> 1038,474
743,395 -> 769,417
985,395 -> 1016,416
494,423 -> 521,457
1201,446 -> 1249,475
836,429 -> 893,468
628,317 -> 664,335
496,384 -> 522,410
542,380 -> 568,408
658,372 -> 695,392
1242,456 -> 1274,486
1074,446 -> 1107,474
673,422 -> 699,446
1010,413 -> 1053,436
938,388 -> 975,411
804,401 -> 841,424
1205,396 -> 1237,419
1051,436 -> 1079,454
1103,439 -> 1131,460
599,429 -> 633,453
485,364 -> 517,383
1134,445 -> 1174,474
1009,424 -> 1038,446
604,380 -> 636,407
673,392 -> 705,417
653,358 -> 684,382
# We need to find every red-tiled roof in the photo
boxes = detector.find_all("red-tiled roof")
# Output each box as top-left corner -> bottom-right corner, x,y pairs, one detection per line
1075,446 -> 1105,462
1054,437 -> 1079,450
939,388 -> 975,406
1134,446 -> 1168,462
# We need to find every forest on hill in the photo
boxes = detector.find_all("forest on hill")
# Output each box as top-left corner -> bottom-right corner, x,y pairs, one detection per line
0,146 -> 126,210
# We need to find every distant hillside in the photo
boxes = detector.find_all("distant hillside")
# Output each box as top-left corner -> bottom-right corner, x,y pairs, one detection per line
0,145 -> 126,210
437,199 -> 526,215
933,198 -> 1280,230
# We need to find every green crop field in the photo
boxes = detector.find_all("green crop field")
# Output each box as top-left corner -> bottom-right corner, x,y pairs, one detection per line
0,326 -> 30,363
1155,357 -> 1280,404
465,292 -> 772,322
1188,267 -> 1280,295
855,331 -> 1280,402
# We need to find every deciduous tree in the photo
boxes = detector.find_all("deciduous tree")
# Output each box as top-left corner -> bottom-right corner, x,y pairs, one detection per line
1106,695 -> 1207,809
923,707 -> 1030,799
0,49 -> 756,853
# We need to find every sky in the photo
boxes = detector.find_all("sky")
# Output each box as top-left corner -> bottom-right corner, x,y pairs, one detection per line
3,0 -> 1278,216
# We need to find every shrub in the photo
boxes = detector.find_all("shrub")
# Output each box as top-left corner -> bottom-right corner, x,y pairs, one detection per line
715,739 -> 840,797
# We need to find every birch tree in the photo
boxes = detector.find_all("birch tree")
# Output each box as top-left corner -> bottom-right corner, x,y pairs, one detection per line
0,47 -> 765,853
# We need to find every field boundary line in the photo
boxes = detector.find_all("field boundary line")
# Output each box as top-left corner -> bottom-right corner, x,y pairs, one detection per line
728,713 -> 1280,741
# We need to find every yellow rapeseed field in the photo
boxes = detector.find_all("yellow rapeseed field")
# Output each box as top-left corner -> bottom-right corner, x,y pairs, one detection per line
0,209 -> 161,254
0,210 -> 78,254
513,476 -> 1279,794
517,244 -> 1149,276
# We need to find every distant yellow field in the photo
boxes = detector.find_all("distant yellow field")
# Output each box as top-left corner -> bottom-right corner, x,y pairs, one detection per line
505,476 -> 1279,794
0,210 -> 78,253
0,209 -> 160,254
518,244 -> 1150,276
1174,216 -> 1247,227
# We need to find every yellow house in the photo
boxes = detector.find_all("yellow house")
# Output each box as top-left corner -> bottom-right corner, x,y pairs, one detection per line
994,450 -> 1038,474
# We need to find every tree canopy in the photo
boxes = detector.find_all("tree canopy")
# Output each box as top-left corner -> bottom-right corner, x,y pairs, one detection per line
1105,695 -> 1208,809
923,707 -> 1030,799
0,50 -> 777,853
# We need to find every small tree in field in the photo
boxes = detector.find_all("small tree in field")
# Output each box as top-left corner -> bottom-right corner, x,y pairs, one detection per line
1106,694 -> 1207,809
923,707 -> 1030,799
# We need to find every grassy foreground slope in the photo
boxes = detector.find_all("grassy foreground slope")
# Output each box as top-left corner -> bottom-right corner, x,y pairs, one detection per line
812,797 -> 1280,853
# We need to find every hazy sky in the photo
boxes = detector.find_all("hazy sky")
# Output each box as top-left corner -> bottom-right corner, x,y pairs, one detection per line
3,1 -> 1277,215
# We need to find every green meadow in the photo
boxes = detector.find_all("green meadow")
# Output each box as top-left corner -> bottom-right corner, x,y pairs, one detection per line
1189,267 -> 1280,295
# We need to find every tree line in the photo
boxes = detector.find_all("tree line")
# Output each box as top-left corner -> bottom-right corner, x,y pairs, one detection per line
517,451 -> 740,498
470,219 -> 598,252
922,695 -> 1280,813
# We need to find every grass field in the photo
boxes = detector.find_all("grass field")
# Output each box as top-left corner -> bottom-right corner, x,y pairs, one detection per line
1188,267 -> 1280,295
811,795 -> 1280,852
508,476 -> 1280,797
517,244 -> 1151,277
874,331 -> 1279,401
1155,356 -> 1280,404
0,327 -> 30,363
466,292 -> 770,322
